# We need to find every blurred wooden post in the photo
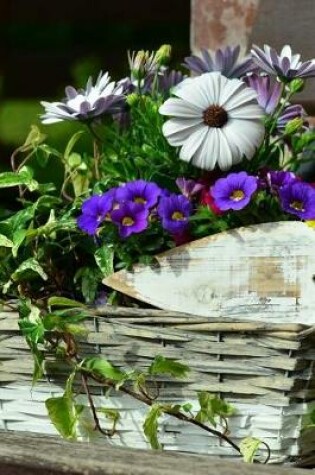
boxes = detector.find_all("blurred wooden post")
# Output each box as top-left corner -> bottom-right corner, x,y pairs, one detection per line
190,0 -> 260,52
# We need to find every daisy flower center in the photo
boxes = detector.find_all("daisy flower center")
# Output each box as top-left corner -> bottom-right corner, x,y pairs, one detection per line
134,196 -> 146,204
203,105 -> 228,128
172,211 -> 185,221
230,189 -> 245,201
122,216 -> 135,226
290,200 -> 305,212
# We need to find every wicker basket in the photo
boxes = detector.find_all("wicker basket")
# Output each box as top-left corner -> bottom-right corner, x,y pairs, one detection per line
2,222 -> 315,464
1,303 -> 315,465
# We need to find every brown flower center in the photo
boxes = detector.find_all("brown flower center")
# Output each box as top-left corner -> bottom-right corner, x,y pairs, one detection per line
122,216 -> 135,226
230,190 -> 245,201
290,200 -> 304,212
134,197 -> 146,204
203,105 -> 228,128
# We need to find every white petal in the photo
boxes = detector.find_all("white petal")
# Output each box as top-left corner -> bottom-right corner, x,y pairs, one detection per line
215,129 -> 234,170
159,98 -> 202,118
179,126 -> 208,162
174,78 -> 210,110
222,87 -> 259,111
218,78 -> 245,107
198,72 -> 226,105
162,119 -> 203,146
228,103 -> 264,120
191,129 -> 215,170
223,119 -> 264,160
41,117 -> 65,124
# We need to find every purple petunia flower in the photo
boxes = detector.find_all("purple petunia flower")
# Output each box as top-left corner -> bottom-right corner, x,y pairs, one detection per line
267,170 -> 297,192
77,192 -> 114,235
157,194 -> 192,233
211,172 -> 258,211
244,74 -> 282,114
176,177 -> 204,199
279,182 -> 315,219
111,202 -> 149,238
115,180 -> 161,209
251,45 -> 315,80
183,45 -> 254,78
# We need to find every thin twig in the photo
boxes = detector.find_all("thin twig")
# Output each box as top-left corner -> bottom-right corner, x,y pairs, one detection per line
81,373 -> 114,437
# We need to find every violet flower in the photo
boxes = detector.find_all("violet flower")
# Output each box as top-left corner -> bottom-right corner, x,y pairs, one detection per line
157,194 -> 192,233
211,172 -> 258,211
279,182 -> 315,219
115,180 -> 161,209
267,170 -> 297,192
183,45 -> 254,78
41,72 -> 126,124
77,192 -> 114,235
176,177 -> 204,199
244,74 -> 282,114
251,44 -> 315,80
111,202 -> 149,238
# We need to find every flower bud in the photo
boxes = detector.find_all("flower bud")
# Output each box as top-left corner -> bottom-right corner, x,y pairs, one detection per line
289,78 -> 304,94
284,117 -> 303,135
126,93 -> 140,107
128,50 -> 147,80
155,44 -> 172,66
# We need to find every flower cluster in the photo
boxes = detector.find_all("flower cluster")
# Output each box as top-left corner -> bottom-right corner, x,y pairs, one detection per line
77,180 -> 193,238
3,41 -> 314,304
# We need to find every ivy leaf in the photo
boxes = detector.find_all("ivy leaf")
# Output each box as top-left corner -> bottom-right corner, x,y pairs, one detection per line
12,257 -> 48,282
149,355 -> 189,379
82,357 -> 127,383
97,407 -> 120,433
48,296 -> 86,309
0,234 -> 13,247
64,130 -> 84,162
18,304 -> 44,344
0,168 -> 38,191
239,437 -> 262,463
95,245 -> 114,278
195,392 -> 235,427
45,396 -> 77,440
143,404 -> 163,449
74,266 -> 100,303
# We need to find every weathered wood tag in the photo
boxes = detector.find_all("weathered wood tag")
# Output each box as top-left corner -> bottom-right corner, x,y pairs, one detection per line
104,222 -> 315,323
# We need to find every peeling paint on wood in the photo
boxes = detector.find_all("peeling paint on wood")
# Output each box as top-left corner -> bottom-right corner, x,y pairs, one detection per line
190,0 -> 260,51
104,222 -> 315,324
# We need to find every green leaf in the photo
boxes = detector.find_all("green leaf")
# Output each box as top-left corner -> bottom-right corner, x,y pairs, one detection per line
18,304 -> 44,344
149,355 -> 189,379
82,357 -> 127,383
95,245 -> 114,278
45,396 -> 77,440
195,392 -> 235,427
0,169 -> 36,189
0,234 -> 13,247
48,296 -> 86,309
23,125 -> 46,148
74,266 -> 100,303
64,131 -> 84,161
12,257 -> 48,282
29,341 -> 45,386
143,404 -> 163,449
239,437 -> 262,463
12,229 -> 27,257
97,407 -> 120,432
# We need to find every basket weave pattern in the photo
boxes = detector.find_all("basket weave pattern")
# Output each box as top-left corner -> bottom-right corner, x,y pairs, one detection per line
1,304 -> 315,464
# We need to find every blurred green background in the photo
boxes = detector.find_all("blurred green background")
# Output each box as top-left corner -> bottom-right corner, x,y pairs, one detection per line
0,0 -> 190,167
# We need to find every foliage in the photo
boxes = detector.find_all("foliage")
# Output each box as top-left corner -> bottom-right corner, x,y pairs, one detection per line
2,42 -> 315,463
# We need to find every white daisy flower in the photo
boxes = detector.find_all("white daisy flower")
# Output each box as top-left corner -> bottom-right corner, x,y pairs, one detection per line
159,71 -> 265,171
40,72 -> 125,124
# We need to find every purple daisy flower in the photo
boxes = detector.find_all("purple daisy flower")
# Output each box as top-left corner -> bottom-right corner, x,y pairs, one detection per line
244,74 -> 282,114
183,45 -> 254,78
157,194 -> 192,233
115,180 -> 161,209
279,182 -> 315,219
77,192 -> 114,235
251,45 -> 315,80
176,177 -> 204,199
111,202 -> 149,238
211,172 -> 258,211
41,72 -> 126,124
144,69 -> 186,95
